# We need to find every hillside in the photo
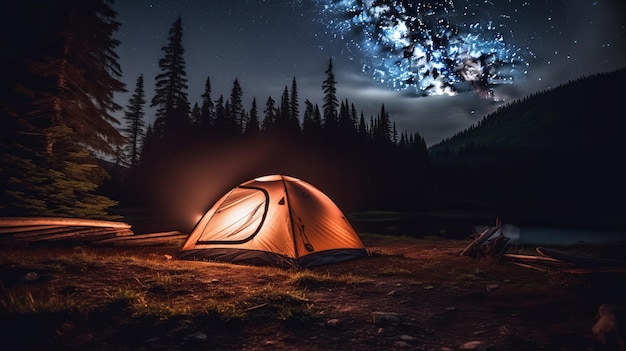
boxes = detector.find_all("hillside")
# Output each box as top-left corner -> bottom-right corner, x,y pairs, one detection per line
428,68 -> 626,229
430,68 -> 626,153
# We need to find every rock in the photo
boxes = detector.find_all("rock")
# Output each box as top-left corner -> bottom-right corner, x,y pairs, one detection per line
486,284 -> 499,292
459,340 -> 493,350
326,319 -> 340,328
186,332 -> 207,341
399,335 -> 417,341
372,312 -> 402,326
393,341 -> 411,348
23,272 -> 38,281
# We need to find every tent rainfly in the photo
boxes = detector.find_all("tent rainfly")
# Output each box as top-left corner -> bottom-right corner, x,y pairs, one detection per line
178,175 -> 368,268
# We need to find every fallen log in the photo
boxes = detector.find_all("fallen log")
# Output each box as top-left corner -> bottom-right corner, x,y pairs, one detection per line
29,228 -> 132,242
0,225 -> 65,234
0,217 -> 131,229
93,231 -> 186,246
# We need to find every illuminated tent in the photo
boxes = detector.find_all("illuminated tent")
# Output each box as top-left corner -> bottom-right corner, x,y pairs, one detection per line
178,175 -> 368,268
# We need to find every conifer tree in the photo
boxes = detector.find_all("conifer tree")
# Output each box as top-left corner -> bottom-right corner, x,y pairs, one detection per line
262,96 -> 277,133
302,99 -> 315,137
245,97 -> 260,136
190,103 -> 201,127
0,0 -> 125,218
290,77 -> 301,133
199,76 -> 215,130
151,16 -> 190,139
279,86 -> 291,130
122,75 -> 146,167
213,95 -> 226,133
322,58 -> 339,131
230,78 -> 245,133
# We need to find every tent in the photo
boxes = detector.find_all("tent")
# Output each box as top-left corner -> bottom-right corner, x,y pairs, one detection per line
178,174 -> 368,268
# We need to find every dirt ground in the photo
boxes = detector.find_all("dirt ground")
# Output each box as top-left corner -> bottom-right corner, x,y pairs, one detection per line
1,235 -> 625,351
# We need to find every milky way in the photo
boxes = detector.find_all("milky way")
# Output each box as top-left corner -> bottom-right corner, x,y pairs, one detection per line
315,0 -> 530,98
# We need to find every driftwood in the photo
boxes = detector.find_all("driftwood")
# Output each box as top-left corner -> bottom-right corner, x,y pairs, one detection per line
464,220 -> 626,274
0,217 -> 188,248
460,224 -> 511,258
0,217 -> 134,246
0,217 -> 131,229
93,231 -> 186,246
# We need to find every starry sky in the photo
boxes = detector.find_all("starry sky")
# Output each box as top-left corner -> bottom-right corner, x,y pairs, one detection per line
113,0 -> 626,146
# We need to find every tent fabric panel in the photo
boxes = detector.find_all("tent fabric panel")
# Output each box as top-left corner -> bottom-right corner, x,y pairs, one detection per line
296,248 -> 369,268
180,188 -> 235,251
184,180 -> 297,259
197,187 -> 266,243
177,248 -> 368,268
177,248 -> 298,268
285,180 -> 365,257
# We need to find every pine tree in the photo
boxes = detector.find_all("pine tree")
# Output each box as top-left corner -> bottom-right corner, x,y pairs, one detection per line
190,103 -> 201,127
199,76 -> 215,130
213,95 -> 226,133
322,58 -> 339,132
245,97 -> 260,136
0,0 -> 126,218
122,75 -> 146,167
262,96 -> 277,133
278,86 -> 291,131
290,77 -> 301,133
151,16 -> 190,139
230,78 -> 245,134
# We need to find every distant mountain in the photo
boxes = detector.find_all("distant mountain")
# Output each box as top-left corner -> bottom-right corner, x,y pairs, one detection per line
427,68 -> 626,229
430,68 -> 626,154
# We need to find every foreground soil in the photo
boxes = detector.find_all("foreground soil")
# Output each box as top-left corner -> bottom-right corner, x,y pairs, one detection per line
1,235 -> 625,351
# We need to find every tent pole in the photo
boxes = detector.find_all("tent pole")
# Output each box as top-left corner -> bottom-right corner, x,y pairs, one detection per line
281,175 -> 300,256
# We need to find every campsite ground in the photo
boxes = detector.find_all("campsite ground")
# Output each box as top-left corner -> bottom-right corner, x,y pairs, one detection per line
1,234 -> 625,351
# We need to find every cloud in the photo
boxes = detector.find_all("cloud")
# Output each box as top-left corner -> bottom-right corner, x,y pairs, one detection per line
334,71 -> 504,145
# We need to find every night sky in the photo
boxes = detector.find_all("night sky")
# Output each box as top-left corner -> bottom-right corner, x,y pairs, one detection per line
113,0 -> 626,145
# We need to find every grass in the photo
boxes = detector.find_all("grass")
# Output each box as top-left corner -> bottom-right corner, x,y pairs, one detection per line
0,246 -> 373,322
1,286 -> 81,314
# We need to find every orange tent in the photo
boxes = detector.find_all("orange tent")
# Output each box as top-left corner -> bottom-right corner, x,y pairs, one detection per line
178,175 -> 367,268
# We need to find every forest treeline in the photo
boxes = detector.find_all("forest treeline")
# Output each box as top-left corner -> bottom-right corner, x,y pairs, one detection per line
0,1 -> 433,220
427,68 -> 626,228
3,0 -> 623,229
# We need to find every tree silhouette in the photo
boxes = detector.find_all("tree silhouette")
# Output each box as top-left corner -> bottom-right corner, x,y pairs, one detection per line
322,58 -> 339,134
245,97 -> 260,136
262,96 -> 277,134
0,0 -> 126,218
122,75 -> 146,167
230,78 -> 245,134
290,77 -> 301,134
199,76 -> 215,130
151,16 -> 190,139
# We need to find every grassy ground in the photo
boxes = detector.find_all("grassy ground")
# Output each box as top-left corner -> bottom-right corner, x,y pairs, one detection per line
1,234 -> 625,350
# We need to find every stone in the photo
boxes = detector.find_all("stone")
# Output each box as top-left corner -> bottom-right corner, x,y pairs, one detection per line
372,312 -> 402,326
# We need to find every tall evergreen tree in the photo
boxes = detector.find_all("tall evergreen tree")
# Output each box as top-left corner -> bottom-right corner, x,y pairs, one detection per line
0,0 -> 126,218
190,103 -> 201,127
199,76 -> 215,130
244,97 -> 260,136
322,58 -> 339,132
290,77 -> 301,133
122,75 -> 146,167
302,99 -> 315,137
229,78 -> 245,134
262,96 -> 277,133
151,16 -> 190,139
213,95 -> 226,133
278,85 -> 291,130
